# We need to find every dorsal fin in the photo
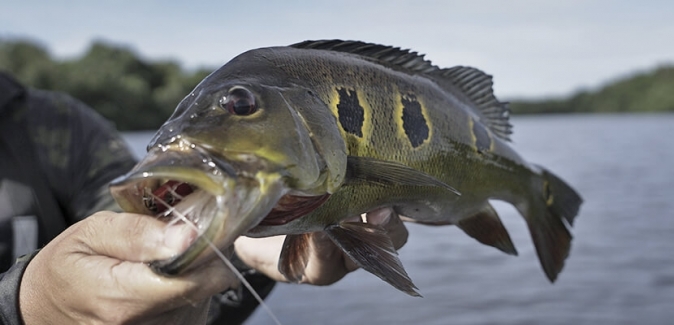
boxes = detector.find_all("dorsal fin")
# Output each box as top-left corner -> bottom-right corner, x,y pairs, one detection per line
290,40 -> 513,140
290,40 -> 439,74
434,66 -> 512,140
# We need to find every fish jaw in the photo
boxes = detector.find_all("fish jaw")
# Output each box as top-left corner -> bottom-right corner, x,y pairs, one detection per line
110,140 -> 287,275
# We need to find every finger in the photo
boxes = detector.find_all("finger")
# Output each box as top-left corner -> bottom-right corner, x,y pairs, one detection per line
234,236 -> 286,282
106,251 -> 236,306
301,231 -> 354,284
72,212 -> 234,305
236,233 -> 352,285
364,208 -> 409,250
379,211 -> 408,250
76,211 -> 197,262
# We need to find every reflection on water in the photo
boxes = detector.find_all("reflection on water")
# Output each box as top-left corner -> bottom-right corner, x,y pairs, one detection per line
124,114 -> 674,325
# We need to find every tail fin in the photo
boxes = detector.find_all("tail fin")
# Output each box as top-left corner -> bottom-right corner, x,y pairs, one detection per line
542,169 -> 583,227
523,167 -> 583,282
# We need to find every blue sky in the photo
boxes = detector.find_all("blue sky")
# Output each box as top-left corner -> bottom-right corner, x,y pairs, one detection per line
2,0 -> 673,99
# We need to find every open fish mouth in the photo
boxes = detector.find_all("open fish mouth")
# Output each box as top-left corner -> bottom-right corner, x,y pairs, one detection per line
110,139 -> 286,275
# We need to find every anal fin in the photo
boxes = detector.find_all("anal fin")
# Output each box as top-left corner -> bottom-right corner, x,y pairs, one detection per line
325,222 -> 421,297
278,233 -> 312,282
457,204 -> 518,256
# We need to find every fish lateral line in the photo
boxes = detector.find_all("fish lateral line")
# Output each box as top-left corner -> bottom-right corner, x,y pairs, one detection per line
345,156 -> 460,196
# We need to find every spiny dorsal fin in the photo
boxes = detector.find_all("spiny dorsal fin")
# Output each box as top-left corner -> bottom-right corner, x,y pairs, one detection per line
435,66 -> 512,140
290,40 -> 438,74
290,40 -> 513,141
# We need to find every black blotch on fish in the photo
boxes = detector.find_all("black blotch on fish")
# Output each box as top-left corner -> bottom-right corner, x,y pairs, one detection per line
472,119 -> 491,154
336,87 -> 364,137
401,94 -> 429,148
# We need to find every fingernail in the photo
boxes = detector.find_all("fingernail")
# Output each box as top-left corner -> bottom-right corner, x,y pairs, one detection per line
163,224 -> 197,254
366,208 -> 392,225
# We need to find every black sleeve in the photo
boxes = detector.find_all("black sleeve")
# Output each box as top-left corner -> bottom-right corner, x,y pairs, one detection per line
0,87 -> 137,324
0,252 -> 38,325
23,89 -> 137,223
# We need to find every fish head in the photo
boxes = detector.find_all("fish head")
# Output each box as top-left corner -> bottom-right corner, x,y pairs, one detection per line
110,49 -> 347,275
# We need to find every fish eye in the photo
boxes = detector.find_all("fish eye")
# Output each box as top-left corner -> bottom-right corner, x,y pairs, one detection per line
219,87 -> 258,116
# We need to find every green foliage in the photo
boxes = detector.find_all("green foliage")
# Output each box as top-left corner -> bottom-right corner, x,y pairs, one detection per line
0,39 -> 211,130
0,40 -> 59,89
509,66 -> 674,114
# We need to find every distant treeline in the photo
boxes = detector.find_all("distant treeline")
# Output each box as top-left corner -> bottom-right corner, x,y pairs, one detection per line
1,39 -> 672,130
509,65 -> 674,114
0,39 -> 211,130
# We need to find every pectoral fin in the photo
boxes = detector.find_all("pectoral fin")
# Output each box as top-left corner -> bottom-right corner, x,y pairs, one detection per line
457,204 -> 518,256
346,156 -> 460,196
278,233 -> 312,282
324,221 -> 421,297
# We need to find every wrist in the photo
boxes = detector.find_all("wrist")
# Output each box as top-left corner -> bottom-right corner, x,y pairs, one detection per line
0,250 -> 39,325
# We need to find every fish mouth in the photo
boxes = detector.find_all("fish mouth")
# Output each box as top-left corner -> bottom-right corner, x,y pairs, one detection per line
110,140 -> 287,275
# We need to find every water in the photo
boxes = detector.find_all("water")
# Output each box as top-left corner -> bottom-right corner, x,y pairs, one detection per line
123,114 -> 674,325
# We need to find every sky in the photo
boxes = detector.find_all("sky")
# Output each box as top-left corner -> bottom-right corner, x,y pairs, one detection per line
2,0 -> 673,99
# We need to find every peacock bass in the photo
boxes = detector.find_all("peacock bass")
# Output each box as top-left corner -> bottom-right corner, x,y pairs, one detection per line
110,40 -> 582,296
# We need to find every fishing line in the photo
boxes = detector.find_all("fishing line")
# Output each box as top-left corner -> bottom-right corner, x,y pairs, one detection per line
151,192 -> 284,325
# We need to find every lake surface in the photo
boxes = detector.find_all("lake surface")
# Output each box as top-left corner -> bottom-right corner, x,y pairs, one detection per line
123,114 -> 674,325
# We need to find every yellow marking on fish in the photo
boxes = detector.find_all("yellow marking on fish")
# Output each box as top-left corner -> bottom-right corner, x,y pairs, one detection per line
470,117 -> 493,154
326,87 -> 348,139
543,180 -> 554,206
393,89 -> 407,142
488,129 -> 496,152
468,117 -> 478,152
254,147 -> 293,166
356,92 -> 374,154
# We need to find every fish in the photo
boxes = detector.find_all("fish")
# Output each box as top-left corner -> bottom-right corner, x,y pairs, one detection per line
110,40 -> 583,297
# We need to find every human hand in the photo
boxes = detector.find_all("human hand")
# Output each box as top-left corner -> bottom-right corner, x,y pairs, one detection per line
19,211 -> 234,325
234,207 -> 408,285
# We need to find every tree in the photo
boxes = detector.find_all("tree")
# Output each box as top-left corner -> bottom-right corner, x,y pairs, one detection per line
1,39 -> 211,130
